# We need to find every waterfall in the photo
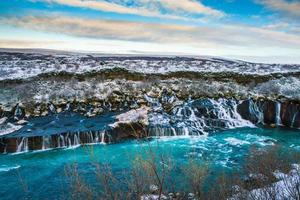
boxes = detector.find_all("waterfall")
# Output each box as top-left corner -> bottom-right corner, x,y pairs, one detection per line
148,98 -> 254,137
42,136 -> 51,150
291,112 -> 298,128
60,135 -> 65,147
248,99 -> 264,124
100,132 -> 105,144
74,133 -> 80,146
16,137 -> 28,153
171,127 -> 177,136
275,102 -> 282,126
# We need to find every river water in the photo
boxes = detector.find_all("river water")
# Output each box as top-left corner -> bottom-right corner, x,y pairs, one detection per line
0,127 -> 299,200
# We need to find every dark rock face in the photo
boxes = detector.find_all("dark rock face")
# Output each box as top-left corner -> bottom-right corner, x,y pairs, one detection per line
281,102 -> 300,128
107,122 -> 148,142
192,99 -> 218,119
262,100 -> 276,125
0,123 -> 148,154
237,99 -> 300,128
0,108 -> 149,154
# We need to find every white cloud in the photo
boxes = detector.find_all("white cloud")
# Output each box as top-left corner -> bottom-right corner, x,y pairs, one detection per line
1,14 -> 300,62
139,0 -> 225,18
258,0 -> 300,17
2,15 -> 300,48
39,0 -> 225,19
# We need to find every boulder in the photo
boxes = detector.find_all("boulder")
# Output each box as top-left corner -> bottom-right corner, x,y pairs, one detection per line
107,107 -> 149,141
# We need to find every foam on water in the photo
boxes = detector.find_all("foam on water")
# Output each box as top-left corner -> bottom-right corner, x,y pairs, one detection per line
224,137 -> 251,146
0,165 -> 20,172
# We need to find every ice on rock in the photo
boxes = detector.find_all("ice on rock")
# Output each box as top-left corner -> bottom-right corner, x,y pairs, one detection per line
0,123 -> 23,136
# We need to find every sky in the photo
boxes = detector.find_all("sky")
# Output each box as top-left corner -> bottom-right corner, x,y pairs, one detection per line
0,0 -> 300,63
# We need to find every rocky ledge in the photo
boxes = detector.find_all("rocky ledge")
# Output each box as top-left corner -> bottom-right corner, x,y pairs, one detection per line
0,52 -> 299,153
0,97 -> 299,154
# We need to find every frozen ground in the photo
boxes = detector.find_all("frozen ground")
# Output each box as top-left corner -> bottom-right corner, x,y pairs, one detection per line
0,52 -> 300,81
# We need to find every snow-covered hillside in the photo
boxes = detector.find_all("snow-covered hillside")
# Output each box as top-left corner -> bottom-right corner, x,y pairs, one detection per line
0,52 -> 300,81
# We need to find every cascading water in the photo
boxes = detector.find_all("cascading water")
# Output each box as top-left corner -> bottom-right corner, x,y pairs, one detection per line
3,97 -> 299,154
248,99 -> 264,124
147,98 -> 255,137
16,137 -> 28,153
275,102 -> 282,126
1,130 -> 108,154
291,112 -> 299,128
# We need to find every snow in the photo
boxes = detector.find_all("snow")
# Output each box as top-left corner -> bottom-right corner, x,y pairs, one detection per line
0,123 -> 23,136
0,52 -> 299,81
230,164 -> 300,200
110,107 -> 149,127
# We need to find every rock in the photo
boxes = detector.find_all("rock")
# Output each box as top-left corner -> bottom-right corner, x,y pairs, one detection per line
0,123 -> 23,137
107,107 -> 149,142
41,111 -> 48,116
0,117 -> 8,125
141,194 -> 168,200
281,102 -> 300,128
168,193 -> 174,198
262,100 -> 276,125
13,104 -> 25,120
188,193 -> 195,199
85,111 -> 96,118
56,107 -> 62,113
237,99 -> 261,124
112,107 -> 149,127
149,184 -> 159,193
48,103 -> 57,114
16,120 -> 28,125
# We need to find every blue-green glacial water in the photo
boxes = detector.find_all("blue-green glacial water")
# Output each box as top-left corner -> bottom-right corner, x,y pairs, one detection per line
0,127 -> 299,200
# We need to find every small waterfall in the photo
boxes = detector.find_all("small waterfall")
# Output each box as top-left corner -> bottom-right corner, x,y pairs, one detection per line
89,131 -> 94,143
171,127 -> 177,136
100,132 -> 105,144
291,112 -> 298,128
248,100 -> 264,124
42,136 -> 51,150
275,102 -> 282,126
74,133 -> 80,146
67,136 -> 72,147
16,137 -> 28,152
60,135 -> 65,147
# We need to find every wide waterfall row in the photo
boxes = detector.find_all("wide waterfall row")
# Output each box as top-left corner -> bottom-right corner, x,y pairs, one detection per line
147,98 -> 254,137
0,131 -> 107,153
1,97 -> 299,154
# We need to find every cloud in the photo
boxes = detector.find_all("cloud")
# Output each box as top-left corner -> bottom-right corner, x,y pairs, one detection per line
139,0 -> 225,17
1,15 -> 300,50
1,14 -> 300,62
38,0 -> 225,19
257,0 -> 300,17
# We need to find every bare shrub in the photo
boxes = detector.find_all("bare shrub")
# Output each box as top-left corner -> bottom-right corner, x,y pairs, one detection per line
65,163 -> 94,200
183,160 -> 209,199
